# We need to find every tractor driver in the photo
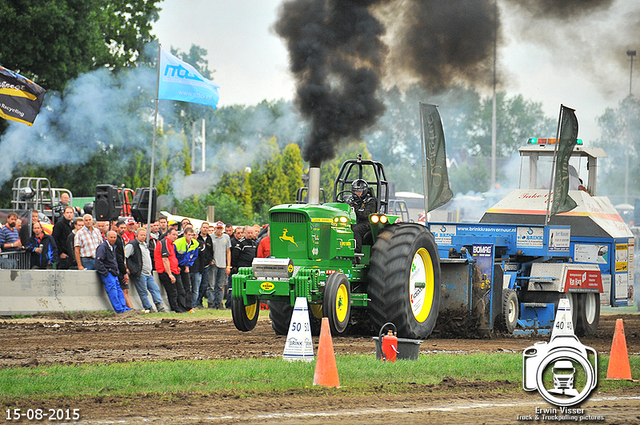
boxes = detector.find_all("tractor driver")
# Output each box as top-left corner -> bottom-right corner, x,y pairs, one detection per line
348,179 -> 377,253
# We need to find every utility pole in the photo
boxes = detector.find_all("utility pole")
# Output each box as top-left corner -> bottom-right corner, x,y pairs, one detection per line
490,0 -> 498,191
625,50 -> 636,203
627,50 -> 636,95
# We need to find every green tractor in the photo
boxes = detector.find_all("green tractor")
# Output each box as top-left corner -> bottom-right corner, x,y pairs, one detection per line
232,156 -> 441,338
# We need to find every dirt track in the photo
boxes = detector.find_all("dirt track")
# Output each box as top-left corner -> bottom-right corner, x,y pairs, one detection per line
1,312 -> 638,367
1,312 -> 639,424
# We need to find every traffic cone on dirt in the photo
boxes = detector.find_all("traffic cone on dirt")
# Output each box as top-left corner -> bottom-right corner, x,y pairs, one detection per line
313,317 -> 340,387
606,319 -> 632,380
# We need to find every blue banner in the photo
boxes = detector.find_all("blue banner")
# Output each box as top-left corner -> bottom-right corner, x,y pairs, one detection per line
158,49 -> 220,108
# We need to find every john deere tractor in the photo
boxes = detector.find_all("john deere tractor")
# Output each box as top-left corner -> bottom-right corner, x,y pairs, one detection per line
232,156 -> 441,338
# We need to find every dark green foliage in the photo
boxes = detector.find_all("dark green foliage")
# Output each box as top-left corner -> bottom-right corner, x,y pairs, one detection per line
0,0 -> 161,91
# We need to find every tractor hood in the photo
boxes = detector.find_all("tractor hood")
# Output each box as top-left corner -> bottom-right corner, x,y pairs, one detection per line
480,189 -> 632,239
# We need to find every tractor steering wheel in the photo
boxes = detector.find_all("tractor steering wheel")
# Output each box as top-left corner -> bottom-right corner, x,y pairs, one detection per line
336,190 -> 353,203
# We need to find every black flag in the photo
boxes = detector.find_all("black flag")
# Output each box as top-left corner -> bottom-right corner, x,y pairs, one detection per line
550,106 -> 579,215
420,103 -> 453,211
0,66 -> 46,126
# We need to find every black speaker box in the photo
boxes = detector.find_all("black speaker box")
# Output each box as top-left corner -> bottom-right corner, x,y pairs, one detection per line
131,187 -> 157,224
95,184 -> 119,221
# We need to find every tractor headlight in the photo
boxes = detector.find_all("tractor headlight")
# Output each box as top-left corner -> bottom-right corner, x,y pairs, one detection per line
339,216 -> 348,224
379,214 -> 388,224
370,215 -> 380,224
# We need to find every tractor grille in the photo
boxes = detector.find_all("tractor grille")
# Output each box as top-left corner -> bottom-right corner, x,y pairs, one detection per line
271,212 -> 307,223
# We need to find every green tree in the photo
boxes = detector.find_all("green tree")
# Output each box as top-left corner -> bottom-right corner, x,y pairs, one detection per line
364,85 -> 555,195
365,84 -> 481,193
247,138 -> 287,219
466,93 -> 555,158
215,170 -> 253,220
0,0 -> 161,91
280,144 -> 304,202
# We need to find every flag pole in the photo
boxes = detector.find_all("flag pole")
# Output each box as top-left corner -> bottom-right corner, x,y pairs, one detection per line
146,44 -> 161,242
419,103 -> 430,229
545,105 -> 564,225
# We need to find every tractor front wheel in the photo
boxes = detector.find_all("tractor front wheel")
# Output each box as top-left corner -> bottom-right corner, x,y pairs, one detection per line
369,224 -> 441,339
323,272 -> 351,335
232,297 -> 259,332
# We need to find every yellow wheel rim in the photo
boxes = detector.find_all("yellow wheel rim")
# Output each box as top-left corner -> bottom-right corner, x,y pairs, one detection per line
335,283 -> 349,323
245,301 -> 258,320
411,247 -> 434,322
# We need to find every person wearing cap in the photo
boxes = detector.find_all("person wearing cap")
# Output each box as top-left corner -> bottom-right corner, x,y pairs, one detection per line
123,218 -> 136,243
209,221 -> 231,309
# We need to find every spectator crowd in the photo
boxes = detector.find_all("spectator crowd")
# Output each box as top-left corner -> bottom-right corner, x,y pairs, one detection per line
0,207 -> 270,315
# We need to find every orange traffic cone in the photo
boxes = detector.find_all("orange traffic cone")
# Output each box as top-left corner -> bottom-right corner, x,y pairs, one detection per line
313,318 -> 340,387
606,319 -> 632,380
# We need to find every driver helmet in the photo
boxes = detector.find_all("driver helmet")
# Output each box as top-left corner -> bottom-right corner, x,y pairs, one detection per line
351,179 -> 368,197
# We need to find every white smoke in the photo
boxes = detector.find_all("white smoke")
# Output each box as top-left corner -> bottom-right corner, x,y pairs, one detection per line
1,66 -> 157,185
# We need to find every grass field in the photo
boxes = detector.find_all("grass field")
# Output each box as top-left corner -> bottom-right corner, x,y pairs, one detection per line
1,353 -> 638,400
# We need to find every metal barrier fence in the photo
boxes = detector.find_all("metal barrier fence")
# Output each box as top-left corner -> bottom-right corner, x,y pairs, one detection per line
0,251 -> 31,270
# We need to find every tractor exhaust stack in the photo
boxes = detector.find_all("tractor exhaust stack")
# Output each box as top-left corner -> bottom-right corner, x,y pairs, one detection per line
308,163 -> 320,205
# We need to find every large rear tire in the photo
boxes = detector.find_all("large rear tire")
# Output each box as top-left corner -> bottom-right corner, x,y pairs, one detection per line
369,224 -> 441,339
575,292 -> 600,336
232,297 -> 259,332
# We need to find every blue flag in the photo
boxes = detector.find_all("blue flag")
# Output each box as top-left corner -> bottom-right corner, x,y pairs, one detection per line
158,49 -> 220,108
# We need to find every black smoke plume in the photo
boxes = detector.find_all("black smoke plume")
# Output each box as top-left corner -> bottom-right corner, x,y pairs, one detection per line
275,0 -> 388,166
277,0 -> 635,165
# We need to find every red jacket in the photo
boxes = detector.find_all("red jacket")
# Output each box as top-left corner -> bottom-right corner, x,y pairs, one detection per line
155,238 -> 179,274
257,235 -> 270,258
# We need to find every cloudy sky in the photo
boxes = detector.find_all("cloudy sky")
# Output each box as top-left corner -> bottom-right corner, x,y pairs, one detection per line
152,0 -> 638,143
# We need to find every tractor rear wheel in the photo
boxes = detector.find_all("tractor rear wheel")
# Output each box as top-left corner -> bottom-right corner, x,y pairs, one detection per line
268,300 -> 322,336
323,272 -> 351,335
268,300 -> 293,335
232,297 -> 259,332
369,224 -> 441,339
575,292 -> 600,336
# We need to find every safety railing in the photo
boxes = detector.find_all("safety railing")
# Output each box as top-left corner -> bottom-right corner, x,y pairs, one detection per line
0,251 -> 31,269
